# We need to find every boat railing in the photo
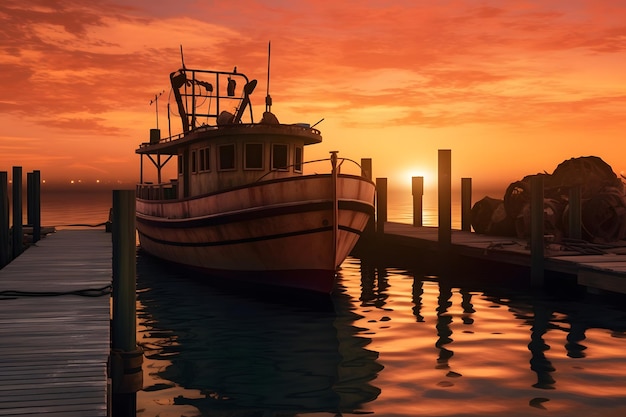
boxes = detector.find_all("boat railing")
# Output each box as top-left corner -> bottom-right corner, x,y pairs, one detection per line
136,181 -> 178,200
255,156 -> 366,182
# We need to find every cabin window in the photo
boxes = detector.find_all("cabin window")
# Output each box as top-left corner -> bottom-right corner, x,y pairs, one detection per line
178,154 -> 183,175
271,144 -> 288,171
191,150 -> 197,173
199,149 -> 205,171
244,143 -> 264,170
294,146 -> 303,173
218,144 -> 236,171
199,147 -> 211,172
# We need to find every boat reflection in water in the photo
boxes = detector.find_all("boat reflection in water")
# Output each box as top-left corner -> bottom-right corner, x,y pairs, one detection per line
136,252 -> 382,416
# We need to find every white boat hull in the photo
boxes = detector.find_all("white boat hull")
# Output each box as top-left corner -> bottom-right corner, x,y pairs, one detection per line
136,174 -> 375,293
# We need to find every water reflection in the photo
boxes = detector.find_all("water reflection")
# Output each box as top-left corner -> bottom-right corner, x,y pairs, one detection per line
359,260 -> 389,309
357,260 -> 626,414
136,253 -> 382,416
412,277 -> 424,322
528,304 -> 556,389
487,292 -> 626,388
435,282 -> 454,371
566,320 -> 587,359
460,289 -> 475,325
136,251 -> 626,416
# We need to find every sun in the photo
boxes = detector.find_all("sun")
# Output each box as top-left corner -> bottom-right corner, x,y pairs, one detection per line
396,168 -> 436,192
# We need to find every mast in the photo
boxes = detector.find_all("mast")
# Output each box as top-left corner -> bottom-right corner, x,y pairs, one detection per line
265,41 -> 272,113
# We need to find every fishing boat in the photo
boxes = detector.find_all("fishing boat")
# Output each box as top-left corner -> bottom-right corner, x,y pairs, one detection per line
134,55 -> 376,293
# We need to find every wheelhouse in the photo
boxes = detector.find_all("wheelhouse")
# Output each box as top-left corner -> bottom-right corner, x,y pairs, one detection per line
136,67 -> 321,200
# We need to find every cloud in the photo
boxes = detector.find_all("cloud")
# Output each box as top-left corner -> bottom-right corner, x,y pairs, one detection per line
1,0 -> 625,186
2,0 -> 623,129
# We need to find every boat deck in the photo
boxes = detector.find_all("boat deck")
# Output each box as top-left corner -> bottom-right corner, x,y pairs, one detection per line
0,230 -> 111,417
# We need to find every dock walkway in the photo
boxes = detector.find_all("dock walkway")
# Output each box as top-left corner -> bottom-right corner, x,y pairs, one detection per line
0,230 -> 111,417
378,222 -> 626,294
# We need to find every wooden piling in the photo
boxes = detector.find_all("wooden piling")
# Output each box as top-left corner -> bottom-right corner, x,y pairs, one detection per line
12,166 -> 22,259
111,190 -> 136,352
361,158 -> 372,180
438,150 -> 452,251
27,172 -> 34,226
32,170 -> 41,243
361,158 -> 375,235
461,178 -> 472,232
530,175 -> 545,287
111,189 -> 140,416
376,178 -> 388,234
412,176 -> 423,227
568,185 -> 582,240
0,172 -> 8,267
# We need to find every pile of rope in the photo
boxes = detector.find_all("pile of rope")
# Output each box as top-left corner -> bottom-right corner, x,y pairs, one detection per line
471,156 -> 626,242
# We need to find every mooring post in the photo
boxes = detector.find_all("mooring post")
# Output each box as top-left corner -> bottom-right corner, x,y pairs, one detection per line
412,176 -> 423,227
361,158 -> 375,235
32,170 -> 41,243
438,150 -> 452,251
461,178 -> 472,232
361,158 -> 372,180
111,189 -> 141,417
12,166 -> 22,259
376,177 -> 388,234
27,172 -> 34,226
0,172 -> 8,268
568,185 -> 582,240
530,175 -> 545,287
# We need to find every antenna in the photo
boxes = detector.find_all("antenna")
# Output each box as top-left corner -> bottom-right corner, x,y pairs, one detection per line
265,41 -> 272,113
180,44 -> 186,69
311,118 -> 324,128
150,90 -> 165,129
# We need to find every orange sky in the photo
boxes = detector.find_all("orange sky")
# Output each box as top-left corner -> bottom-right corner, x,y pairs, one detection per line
1,0 -> 625,195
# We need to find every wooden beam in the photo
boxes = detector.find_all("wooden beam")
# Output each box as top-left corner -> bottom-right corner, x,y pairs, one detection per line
412,176 -> 423,227
438,150 -> 451,251
579,269 -> 626,294
376,177 -> 387,234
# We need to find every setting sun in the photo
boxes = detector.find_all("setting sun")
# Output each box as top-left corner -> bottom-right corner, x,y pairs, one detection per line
398,168 -> 436,191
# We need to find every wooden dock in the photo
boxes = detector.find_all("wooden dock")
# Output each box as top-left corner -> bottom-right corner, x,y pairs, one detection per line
0,230 -> 111,417
367,222 -> 626,294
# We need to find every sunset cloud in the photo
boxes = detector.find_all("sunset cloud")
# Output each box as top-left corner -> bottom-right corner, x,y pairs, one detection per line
1,0 -> 625,190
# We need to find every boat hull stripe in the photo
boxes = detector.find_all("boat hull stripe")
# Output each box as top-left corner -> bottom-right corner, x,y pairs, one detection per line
138,224 -> 363,247
136,200 -> 374,229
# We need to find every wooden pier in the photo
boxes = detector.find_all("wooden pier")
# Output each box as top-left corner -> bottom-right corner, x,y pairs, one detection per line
357,150 -> 626,296
361,221 -> 626,295
0,229 -> 111,417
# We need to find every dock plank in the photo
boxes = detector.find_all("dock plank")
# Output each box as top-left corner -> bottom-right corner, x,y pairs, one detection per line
0,230 -> 111,417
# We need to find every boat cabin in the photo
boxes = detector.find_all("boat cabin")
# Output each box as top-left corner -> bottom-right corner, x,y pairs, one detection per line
136,68 -> 322,200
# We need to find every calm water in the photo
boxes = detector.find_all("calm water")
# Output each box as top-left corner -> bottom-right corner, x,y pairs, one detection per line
34,190 -> 626,416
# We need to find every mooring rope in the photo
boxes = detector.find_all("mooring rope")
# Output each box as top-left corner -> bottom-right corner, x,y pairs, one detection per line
55,221 -> 109,228
0,284 -> 112,300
